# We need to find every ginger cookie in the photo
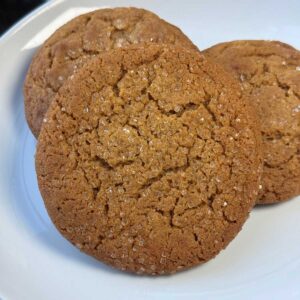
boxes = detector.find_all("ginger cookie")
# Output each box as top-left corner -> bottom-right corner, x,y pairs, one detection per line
23,7 -> 197,138
36,44 -> 262,275
204,40 -> 300,204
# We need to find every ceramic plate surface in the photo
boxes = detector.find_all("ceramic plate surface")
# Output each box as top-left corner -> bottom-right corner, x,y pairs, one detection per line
0,0 -> 299,299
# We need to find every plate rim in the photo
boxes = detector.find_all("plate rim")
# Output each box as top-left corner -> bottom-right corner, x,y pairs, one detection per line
0,0 -> 57,47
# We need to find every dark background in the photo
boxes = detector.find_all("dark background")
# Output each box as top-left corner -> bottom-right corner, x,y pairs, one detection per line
0,0 -> 45,34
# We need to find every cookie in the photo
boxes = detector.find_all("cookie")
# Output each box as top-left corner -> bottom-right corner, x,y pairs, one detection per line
36,44 -> 262,275
204,40 -> 300,204
24,7 -> 197,138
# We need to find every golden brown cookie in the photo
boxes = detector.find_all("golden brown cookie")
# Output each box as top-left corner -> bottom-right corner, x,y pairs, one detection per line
23,7 -> 197,138
204,40 -> 300,204
36,44 -> 262,275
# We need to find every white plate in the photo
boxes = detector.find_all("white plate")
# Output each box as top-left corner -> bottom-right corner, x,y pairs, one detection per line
0,0 -> 300,299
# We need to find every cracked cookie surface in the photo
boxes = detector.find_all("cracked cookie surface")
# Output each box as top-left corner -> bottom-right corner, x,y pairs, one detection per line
36,44 -> 262,275
24,7 -> 197,138
204,40 -> 300,204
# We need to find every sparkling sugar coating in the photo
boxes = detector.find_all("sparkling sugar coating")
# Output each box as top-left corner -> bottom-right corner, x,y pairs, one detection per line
205,40 -> 300,204
24,7 -> 197,137
36,44 -> 262,275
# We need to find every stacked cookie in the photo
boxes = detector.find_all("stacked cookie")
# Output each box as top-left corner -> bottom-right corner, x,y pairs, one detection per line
23,7 -> 300,275
204,41 -> 300,204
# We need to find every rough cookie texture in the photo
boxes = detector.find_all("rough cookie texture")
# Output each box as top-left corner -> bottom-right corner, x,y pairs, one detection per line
36,44 -> 262,275
204,40 -> 300,204
24,7 -> 197,137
